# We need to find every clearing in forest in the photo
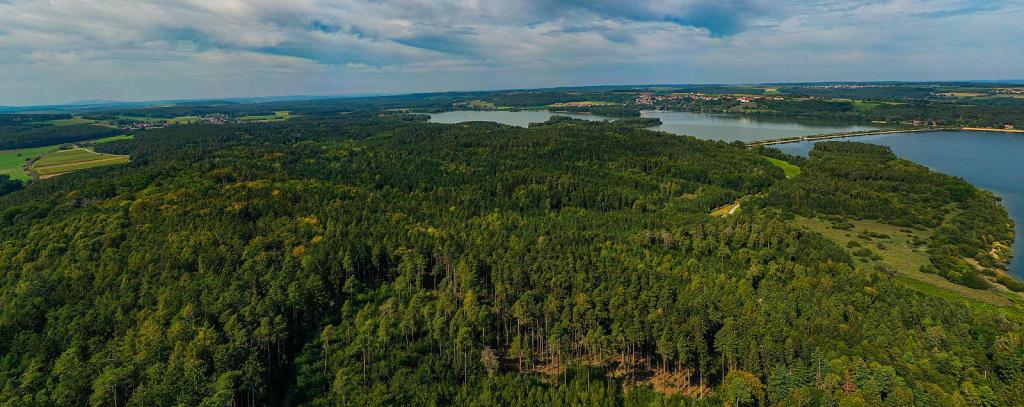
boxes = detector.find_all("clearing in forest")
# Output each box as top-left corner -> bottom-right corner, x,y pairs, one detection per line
762,156 -> 800,178
238,111 -> 295,122
710,202 -> 740,217
793,216 -> 1023,312
31,148 -> 129,178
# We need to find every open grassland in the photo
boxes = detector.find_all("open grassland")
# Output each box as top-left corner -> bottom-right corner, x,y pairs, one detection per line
793,216 -> 1023,312
119,115 -> 198,124
31,148 -> 129,177
238,111 -> 294,122
0,146 -> 59,181
763,156 -> 801,178
92,135 -> 134,144
48,117 -> 100,126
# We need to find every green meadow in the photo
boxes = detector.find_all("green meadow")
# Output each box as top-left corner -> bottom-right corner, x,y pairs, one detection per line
0,146 -> 60,181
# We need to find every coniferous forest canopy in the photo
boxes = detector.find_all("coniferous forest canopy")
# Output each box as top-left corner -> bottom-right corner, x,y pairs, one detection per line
0,84 -> 1022,406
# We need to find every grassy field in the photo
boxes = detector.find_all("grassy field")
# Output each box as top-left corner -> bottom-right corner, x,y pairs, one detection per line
238,111 -> 294,122
852,101 -> 881,111
936,92 -> 985,97
793,216 -> 1023,312
118,115 -> 198,124
0,146 -> 59,181
49,117 -> 99,126
763,156 -> 801,178
92,135 -> 134,144
32,148 -> 129,177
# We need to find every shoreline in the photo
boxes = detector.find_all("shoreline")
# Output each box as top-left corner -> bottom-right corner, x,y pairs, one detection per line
748,127 -> 1023,147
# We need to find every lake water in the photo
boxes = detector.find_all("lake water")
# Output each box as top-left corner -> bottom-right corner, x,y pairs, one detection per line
776,131 -> 1024,278
640,111 -> 879,143
429,110 -> 879,142
429,111 -> 608,128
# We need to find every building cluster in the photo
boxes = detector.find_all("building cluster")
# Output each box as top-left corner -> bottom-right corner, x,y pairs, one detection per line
635,92 -> 783,105
804,84 -> 882,89
992,88 -> 1024,95
196,114 -> 231,125
118,114 -> 234,130
120,122 -> 165,130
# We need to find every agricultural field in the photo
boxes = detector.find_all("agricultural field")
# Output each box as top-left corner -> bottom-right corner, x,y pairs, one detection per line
0,145 -> 59,181
48,117 -> 100,126
238,111 -> 294,122
118,115 -> 198,124
31,147 -> 129,178
935,92 -> 986,97
92,134 -> 134,144
851,101 -> 881,111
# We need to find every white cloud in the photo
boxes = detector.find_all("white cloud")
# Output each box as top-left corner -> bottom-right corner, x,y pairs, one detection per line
0,0 -> 1022,105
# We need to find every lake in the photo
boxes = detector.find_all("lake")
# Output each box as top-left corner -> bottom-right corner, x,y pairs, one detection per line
429,110 -> 879,142
776,131 -> 1024,279
640,111 -> 879,143
429,111 -> 608,128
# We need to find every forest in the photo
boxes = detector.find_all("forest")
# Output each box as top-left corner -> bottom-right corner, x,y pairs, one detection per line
0,114 -> 1021,406
0,123 -> 120,151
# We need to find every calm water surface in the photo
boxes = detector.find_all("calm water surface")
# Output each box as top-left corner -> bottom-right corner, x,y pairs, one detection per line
429,111 -> 607,128
430,110 -> 879,142
640,111 -> 879,143
776,131 -> 1024,278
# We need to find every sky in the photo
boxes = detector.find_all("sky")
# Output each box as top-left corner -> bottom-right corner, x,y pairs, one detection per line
1,0 -> 1022,106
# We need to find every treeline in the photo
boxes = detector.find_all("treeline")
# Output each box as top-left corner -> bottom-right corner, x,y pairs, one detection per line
0,117 -> 1020,406
0,124 -> 120,150
654,97 -> 1024,129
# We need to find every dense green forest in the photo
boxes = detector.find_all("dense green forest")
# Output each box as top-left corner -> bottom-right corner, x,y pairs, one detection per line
0,115 -> 1021,406
0,124 -> 120,150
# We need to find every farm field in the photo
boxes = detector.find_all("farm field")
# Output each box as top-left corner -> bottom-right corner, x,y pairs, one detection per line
31,148 -> 129,178
92,135 -> 134,144
238,111 -> 294,122
48,117 -> 100,126
118,115 -> 198,124
0,145 -> 59,181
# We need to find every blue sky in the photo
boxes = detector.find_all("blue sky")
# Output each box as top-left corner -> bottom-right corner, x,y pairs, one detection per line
0,0 -> 1021,105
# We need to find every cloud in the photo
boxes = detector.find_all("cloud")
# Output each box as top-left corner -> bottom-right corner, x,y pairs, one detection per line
0,0 -> 1022,105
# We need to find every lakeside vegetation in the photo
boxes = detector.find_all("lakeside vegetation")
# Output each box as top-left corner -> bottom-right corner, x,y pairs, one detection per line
0,113 -> 1019,406
763,142 -> 1017,293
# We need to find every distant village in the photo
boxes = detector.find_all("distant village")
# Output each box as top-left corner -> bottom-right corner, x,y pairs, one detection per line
633,92 -> 784,105
119,114 -> 236,130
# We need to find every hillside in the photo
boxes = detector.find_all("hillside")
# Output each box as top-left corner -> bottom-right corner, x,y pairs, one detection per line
0,115 -> 1020,406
